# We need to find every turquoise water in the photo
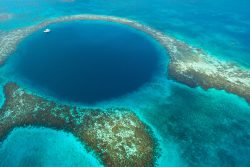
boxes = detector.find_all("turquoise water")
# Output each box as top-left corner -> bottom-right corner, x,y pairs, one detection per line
142,84 -> 250,167
0,0 -> 250,167
0,127 -> 102,167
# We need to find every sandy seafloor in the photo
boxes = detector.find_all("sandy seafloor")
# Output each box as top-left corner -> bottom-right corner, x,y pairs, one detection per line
0,0 -> 250,167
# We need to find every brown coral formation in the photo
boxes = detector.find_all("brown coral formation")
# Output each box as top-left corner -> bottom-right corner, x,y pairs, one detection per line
80,110 -> 157,167
0,83 -> 158,167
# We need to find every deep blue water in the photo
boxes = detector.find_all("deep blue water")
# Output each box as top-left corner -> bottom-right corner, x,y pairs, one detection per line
0,0 -> 250,167
8,21 -> 160,104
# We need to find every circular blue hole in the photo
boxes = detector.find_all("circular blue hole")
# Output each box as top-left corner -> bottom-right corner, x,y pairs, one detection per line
10,21 -> 161,104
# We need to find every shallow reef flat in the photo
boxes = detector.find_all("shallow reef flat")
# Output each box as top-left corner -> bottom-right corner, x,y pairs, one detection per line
0,83 -> 158,167
0,15 -> 249,103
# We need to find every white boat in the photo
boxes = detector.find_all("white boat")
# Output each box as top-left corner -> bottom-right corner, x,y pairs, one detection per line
43,28 -> 51,33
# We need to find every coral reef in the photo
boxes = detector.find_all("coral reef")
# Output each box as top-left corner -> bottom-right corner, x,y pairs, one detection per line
0,83 -> 158,167
0,15 -> 249,102
166,40 -> 250,103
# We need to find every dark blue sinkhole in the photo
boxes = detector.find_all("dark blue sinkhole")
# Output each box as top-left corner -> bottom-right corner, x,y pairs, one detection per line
8,21 -> 161,104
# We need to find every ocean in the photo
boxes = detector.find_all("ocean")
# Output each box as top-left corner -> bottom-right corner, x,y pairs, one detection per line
0,0 -> 250,167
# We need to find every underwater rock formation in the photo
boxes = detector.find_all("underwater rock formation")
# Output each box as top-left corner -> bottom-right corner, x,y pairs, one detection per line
0,83 -> 158,167
0,15 -> 249,103
0,13 -> 13,22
